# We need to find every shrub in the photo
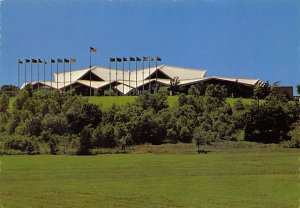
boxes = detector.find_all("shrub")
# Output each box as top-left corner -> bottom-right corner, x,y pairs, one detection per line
3,135 -> 39,154
234,99 -> 245,111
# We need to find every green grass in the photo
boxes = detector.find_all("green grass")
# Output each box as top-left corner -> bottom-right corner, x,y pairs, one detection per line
8,96 -> 258,110
86,96 -> 181,109
86,96 -> 256,109
86,96 -> 137,109
0,143 -> 298,208
226,97 -> 254,106
8,97 -> 16,111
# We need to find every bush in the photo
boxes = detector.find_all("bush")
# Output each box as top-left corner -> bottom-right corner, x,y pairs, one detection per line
283,122 -> 300,148
3,135 -> 40,154
234,99 -> 245,111
93,124 -> 116,148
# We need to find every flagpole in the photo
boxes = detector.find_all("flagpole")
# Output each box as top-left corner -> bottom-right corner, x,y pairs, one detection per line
50,60 -> 52,90
18,61 -> 20,89
142,59 -> 144,93
43,59 -> 46,87
148,57 -> 151,93
31,61 -> 33,84
116,59 -> 117,93
70,60 -> 72,91
129,59 -> 131,95
25,61 -> 27,86
63,60 -> 66,91
135,59 -> 138,95
89,49 -> 92,96
56,59 -> 59,90
155,59 -> 157,93
122,59 -> 124,95
38,60 -> 40,90
109,60 -> 111,96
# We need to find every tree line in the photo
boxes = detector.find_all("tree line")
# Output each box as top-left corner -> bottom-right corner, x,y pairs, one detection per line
0,83 -> 299,155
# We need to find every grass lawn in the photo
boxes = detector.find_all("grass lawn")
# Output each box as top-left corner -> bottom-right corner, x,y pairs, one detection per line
86,96 -> 255,109
0,143 -> 298,208
9,95 -> 256,110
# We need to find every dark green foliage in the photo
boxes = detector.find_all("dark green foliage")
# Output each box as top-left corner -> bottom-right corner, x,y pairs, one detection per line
77,125 -> 93,155
14,90 -> 30,110
0,94 -> 9,112
244,103 -> 291,143
127,109 -> 166,145
1,81 -> 299,155
136,89 -> 168,112
283,122 -> 300,148
193,125 -> 213,153
0,112 -> 8,132
65,98 -> 102,134
2,135 -> 39,154
42,114 -> 67,135
243,83 -> 299,143
234,99 -> 245,111
93,124 -> 116,148
253,81 -> 270,100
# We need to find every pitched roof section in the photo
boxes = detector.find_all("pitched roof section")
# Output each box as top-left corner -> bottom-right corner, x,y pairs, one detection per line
159,65 -> 206,80
179,76 -> 262,87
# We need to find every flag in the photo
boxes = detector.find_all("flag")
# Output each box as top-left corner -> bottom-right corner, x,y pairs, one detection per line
70,58 -> 77,63
44,60 -> 47,64
90,47 -> 97,52
123,57 -> 127,62
156,57 -> 162,61
130,57 -> 135,61
25,59 -> 30,63
136,57 -> 141,61
149,57 -> 155,61
51,59 -> 55,63
57,59 -> 63,63
32,59 -> 37,63
143,57 -> 148,61
18,60 -> 23,64
110,58 -> 115,62
117,58 -> 122,62
64,59 -> 70,63
38,59 -> 43,63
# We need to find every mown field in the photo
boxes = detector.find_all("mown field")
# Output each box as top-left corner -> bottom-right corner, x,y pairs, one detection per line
87,96 -> 254,109
9,96 -> 255,110
0,142 -> 298,208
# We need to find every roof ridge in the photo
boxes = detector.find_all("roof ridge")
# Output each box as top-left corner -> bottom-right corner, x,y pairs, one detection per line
162,65 -> 206,71
214,76 -> 260,81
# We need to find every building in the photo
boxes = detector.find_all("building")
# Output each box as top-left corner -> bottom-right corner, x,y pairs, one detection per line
24,65 -> 263,97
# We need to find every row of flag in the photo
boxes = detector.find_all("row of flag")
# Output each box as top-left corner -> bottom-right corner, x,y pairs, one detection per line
109,57 -> 161,62
18,58 -> 77,64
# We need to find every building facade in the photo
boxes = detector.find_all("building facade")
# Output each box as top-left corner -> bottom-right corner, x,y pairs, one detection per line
24,65 -> 263,97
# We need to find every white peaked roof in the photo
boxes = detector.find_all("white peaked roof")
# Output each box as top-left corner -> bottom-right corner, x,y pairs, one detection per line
159,65 -> 206,80
24,64 -> 263,94
180,76 -> 262,86
76,80 -> 111,89
55,67 -> 95,83
55,65 -> 206,82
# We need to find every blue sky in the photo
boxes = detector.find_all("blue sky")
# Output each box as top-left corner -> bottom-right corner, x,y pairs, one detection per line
1,0 -> 299,93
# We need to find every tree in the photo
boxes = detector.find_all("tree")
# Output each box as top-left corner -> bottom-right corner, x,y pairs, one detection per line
136,89 -> 168,112
253,82 -> 270,100
0,94 -> 9,112
234,99 -> 245,111
77,125 -> 93,155
169,76 -> 180,95
243,102 -> 290,143
65,98 -> 102,134
193,125 -> 213,153
93,123 -> 116,148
